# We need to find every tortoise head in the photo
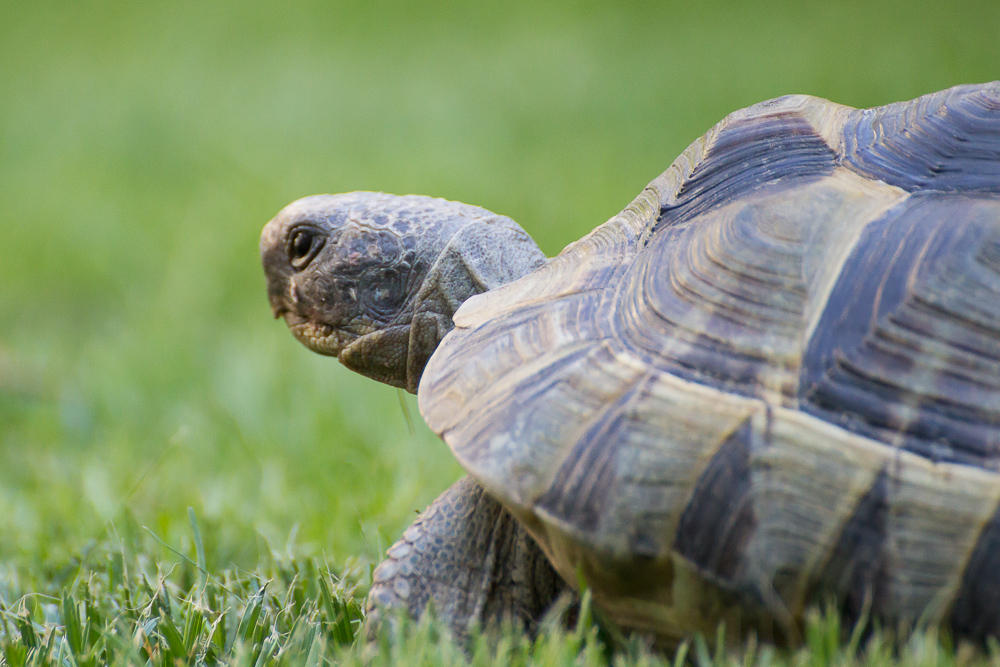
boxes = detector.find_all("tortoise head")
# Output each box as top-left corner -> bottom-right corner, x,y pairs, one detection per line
260,192 -> 546,392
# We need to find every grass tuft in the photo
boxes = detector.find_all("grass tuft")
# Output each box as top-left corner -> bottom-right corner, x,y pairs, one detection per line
0,527 -> 998,666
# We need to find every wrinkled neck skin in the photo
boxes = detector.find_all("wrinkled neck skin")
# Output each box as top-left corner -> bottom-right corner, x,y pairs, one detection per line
260,192 -> 547,393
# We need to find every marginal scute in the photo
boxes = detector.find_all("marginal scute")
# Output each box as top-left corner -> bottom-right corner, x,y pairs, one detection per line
417,83 -> 1000,644
724,406 -> 889,616
723,406 -> 1000,624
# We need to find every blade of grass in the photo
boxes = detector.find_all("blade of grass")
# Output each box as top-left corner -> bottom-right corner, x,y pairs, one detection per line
188,507 -> 208,591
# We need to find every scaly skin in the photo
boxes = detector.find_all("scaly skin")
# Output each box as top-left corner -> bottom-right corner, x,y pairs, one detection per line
367,477 -> 565,640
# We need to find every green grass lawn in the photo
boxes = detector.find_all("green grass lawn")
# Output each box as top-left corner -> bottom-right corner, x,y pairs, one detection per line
1,0 -> 999,663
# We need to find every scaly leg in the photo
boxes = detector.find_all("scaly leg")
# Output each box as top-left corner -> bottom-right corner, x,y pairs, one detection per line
367,476 -> 565,639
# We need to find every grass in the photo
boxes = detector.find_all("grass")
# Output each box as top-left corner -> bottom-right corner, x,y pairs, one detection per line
1,0 -> 999,663
1,526 -> 998,667
0,534 -> 998,667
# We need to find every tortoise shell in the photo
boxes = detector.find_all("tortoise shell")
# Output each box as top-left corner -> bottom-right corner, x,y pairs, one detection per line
418,82 -> 1000,644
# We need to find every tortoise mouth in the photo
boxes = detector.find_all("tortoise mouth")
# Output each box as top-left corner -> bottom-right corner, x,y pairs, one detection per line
285,316 -> 360,357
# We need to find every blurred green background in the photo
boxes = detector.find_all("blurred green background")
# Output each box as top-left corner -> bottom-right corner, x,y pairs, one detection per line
0,0 -> 997,572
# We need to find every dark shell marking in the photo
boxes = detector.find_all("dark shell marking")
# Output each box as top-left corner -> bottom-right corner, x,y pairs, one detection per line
813,468 -> 891,622
420,83 -> 1000,644
673,417 -> 756,581
653,110 -> 838,232
844,83 -> 1000,193
952,504 -> 1000,638
802,195 -> 1000,468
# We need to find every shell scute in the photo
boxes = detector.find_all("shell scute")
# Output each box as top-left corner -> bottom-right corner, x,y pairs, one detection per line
801,195 -> 1000,468
843,82 -> 1000,192
619,170 -> 905,402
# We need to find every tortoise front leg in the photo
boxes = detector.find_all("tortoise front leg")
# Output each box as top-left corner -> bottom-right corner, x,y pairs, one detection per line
367,476 -> 565,640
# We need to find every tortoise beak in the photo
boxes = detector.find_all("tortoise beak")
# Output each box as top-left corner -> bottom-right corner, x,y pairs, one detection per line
265,277 -> 291,319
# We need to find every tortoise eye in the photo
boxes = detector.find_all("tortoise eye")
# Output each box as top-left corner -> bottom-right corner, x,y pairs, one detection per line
288,228 -> 323,269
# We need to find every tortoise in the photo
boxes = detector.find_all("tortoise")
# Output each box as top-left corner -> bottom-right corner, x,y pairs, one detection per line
259,82 -> 1000,647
